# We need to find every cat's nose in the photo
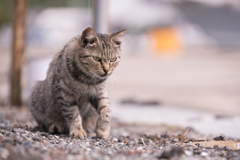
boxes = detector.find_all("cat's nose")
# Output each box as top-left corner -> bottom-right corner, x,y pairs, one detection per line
103,68 -> 109,74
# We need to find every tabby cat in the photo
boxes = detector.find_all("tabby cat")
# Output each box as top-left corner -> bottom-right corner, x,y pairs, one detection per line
29,27 -> 126,139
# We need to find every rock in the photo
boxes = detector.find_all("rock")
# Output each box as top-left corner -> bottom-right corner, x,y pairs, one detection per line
39,132 -> 48,137
138,137 -> 146,145
193,149 -> 201,155
22,141 -> 33,148
69,148 -> 80,154
3,138 -> 12,143
214,145 -> 219,150
1,130 -> 10,135
14,136 -> 24,144
185,150 -> 193,156
118,142 -> 124,146
195,143 -> 200,147
118,137 -> 124,142
185,143 -> 192,147
48,135 -> 55,140
161,132 -> 170,139
137,147 -> 143,151
113,138 -> 118,142
157,146 -> 184,159
144,139 -> 153,145
22,135 -> 33,142
224,146 -> 232,151
0,148 -> 10,159
126,141 -> 135,146
12,128 -> 25,133
32,136 -> 42,142
213,135 -> 225,141
201,152 -> 209,157
172,138 -> 179,142
94,142 -> 100,146
227,151 -> 239,159
205,146 -> 212,149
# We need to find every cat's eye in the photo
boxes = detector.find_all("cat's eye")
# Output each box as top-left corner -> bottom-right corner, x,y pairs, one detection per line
93,56 -> 101,62
110,57 -> 117,62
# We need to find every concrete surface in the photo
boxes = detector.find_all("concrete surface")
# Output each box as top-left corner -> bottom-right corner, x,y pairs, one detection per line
111,102 -> 240,139
108,51 -> 240,115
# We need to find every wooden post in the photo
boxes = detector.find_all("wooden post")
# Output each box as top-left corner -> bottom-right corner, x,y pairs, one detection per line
10,0 -> 27,106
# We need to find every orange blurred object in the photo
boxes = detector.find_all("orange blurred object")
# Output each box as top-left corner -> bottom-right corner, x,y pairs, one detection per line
148,27 -> 182,55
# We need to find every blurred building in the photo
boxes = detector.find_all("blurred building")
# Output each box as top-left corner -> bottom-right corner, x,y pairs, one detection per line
1,0 -> 240,55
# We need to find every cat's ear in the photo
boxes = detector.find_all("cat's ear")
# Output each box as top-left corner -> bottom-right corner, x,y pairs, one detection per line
110,29 -> 126,47
80,27 -> 99,47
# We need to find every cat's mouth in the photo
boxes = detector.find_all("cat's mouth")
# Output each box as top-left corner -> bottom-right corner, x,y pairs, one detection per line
100,74 -> 108,78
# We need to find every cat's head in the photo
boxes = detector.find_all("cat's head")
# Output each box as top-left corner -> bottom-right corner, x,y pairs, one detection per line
78,27 -> 126,79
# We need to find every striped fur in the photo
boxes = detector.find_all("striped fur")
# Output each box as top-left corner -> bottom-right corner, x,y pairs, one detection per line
29,27 -> 126,139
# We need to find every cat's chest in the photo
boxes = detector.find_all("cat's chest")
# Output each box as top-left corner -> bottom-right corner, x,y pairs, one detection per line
75,84 -> 102,98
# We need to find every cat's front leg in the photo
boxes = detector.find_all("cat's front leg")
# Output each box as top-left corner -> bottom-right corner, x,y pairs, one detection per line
95,92 -> 111,139
57,96 -> 86,139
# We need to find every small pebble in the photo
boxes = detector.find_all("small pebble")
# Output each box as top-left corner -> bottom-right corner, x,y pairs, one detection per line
39,132 -> 48,137
14,136 -> 24,144
113,138 -> 118,142
172,138 -> 179,142
69,148 -> 80,154
22,135 -> 33,142
185,150 -> 193,156
48,135 -> 55,140
3,138 -> 12,143
201,152 -> 209,157
205,146 -> 212,149
138,137 -> 146,145
0,148 -> 10,159
224,146 -> 232,151
12,128 -> 25,133
137,147 -> 143,151
94,142 -> 100,146
32,136 -> 42,142
22,141 -> 33,148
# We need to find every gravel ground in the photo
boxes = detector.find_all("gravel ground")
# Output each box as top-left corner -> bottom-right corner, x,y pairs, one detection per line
0,106 -> 240,160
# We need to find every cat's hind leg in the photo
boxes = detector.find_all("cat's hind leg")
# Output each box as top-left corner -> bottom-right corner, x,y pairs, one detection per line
48,123 -> 65,134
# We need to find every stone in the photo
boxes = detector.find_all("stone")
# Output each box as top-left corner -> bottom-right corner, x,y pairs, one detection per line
138,137 -> 146,145
2,138 -> 12,143
69,148 -> 80,154
0,148 -> 10,159
22,135 -> 33,142
224,146 -> 232,151
48,135 -> 55,140
201,152 -> 209,157
113,138 -> 118,142
172,138 -> 179,142
33,136 -> 42,142
12,128 -> 25,133
185,150 -> 193,156
22,141 -> 33,148
14,136 -> 24,144
39,132 -> 48,137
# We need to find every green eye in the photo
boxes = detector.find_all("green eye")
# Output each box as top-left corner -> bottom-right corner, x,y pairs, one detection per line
93,56 -> 101,62
110,57 -> 117,62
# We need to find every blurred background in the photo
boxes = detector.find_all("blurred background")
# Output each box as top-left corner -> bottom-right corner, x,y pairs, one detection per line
0,0 -> 240,136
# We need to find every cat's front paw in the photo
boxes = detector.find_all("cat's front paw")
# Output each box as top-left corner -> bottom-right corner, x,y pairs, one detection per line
70,129 -> 87,139
96,127 -> 110,139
